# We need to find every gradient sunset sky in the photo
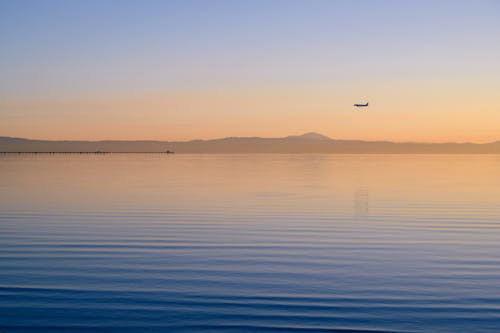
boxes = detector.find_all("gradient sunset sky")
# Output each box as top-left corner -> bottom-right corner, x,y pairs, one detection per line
1,0 -> 499,142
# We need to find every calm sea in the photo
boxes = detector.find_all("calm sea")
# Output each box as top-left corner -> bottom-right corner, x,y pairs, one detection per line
1,154 -> 500,332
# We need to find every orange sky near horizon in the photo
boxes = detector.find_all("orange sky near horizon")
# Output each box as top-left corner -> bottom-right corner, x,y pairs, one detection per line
1,79 -> 499,143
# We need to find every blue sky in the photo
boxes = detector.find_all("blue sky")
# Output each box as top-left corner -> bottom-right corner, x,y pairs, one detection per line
1,0 -> 499,141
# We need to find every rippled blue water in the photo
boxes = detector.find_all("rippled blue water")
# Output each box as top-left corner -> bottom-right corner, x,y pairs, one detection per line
1,154 -> 500,332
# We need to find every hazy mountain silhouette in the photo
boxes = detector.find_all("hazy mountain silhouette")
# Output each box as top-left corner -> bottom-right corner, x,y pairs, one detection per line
286,132 -> 332,140
1,133 -> 499,153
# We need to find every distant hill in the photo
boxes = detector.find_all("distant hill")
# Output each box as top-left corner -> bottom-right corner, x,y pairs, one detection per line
1,133 -> 499,153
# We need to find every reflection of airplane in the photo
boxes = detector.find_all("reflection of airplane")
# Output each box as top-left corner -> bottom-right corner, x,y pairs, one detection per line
354,187 -> 369,217
354,102 -> 369,107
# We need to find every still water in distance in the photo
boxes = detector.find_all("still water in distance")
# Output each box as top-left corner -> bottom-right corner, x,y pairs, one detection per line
1,154 -> 500,332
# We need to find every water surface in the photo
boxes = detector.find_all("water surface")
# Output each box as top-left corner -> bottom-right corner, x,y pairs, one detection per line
1,154 -> 500,332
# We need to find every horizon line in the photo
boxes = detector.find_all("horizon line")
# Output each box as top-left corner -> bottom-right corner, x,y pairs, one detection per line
1,133 -> 499,145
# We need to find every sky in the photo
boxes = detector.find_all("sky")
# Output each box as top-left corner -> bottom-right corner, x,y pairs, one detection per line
1,0 -> 499,142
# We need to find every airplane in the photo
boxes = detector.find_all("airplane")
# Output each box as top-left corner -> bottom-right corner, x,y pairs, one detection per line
354,102 -> 369,107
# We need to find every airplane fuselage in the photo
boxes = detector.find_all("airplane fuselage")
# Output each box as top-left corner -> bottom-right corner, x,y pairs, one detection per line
354,103 -> 369,107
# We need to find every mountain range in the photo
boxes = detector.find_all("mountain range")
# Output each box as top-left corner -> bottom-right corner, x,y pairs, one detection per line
1,132 -> 499,153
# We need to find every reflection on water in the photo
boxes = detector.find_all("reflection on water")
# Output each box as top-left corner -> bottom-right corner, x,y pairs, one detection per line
1,154 -> 500,332
354,187 -> 370,217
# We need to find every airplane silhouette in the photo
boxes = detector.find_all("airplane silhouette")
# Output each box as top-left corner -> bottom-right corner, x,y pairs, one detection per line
354,102 -> 369,107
